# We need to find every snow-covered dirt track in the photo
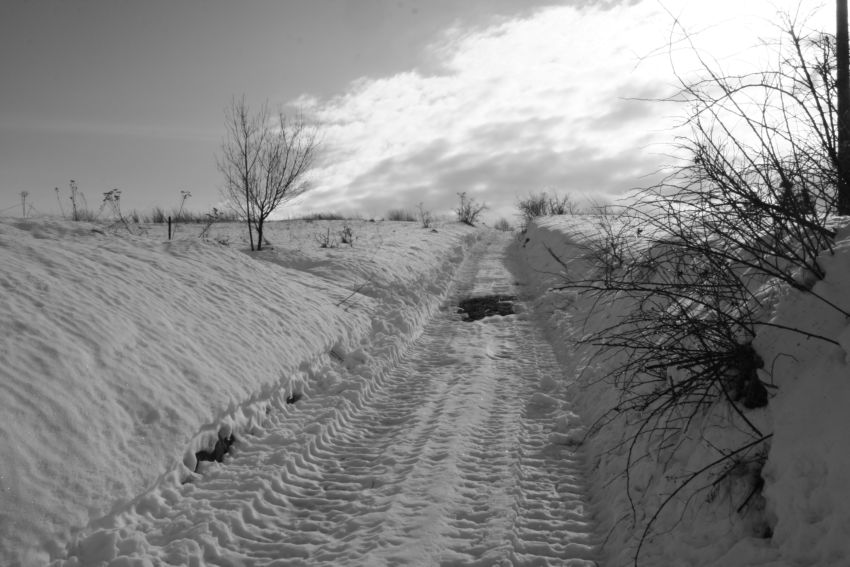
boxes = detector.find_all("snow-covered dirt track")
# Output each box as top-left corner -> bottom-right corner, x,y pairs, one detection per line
56,234 -> 597,566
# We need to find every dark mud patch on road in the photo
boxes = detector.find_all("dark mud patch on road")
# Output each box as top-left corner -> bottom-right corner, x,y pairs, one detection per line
457,295 -> 517,321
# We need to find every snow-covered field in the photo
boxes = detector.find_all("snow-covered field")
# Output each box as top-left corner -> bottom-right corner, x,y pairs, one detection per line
2,214 -> 850,566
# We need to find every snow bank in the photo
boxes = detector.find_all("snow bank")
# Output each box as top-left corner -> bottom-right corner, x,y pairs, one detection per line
515,215 -> 850,567
0,218 -> 477,565
755,225 -> 850,567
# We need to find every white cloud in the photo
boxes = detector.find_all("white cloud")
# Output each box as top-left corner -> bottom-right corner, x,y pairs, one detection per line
291,0 -> 832,221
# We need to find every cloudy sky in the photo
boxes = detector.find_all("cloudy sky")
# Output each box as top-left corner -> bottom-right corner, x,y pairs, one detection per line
0,0 -> 833,223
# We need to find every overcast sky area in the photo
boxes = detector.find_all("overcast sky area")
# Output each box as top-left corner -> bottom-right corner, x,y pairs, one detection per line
0,0 -> 834,223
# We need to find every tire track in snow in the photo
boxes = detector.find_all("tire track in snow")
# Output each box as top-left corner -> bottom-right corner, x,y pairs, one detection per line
57,233 -> 597,566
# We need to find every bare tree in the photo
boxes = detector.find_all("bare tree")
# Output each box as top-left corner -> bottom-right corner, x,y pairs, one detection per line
455,192 -> 487,225
218,97 -> 319,251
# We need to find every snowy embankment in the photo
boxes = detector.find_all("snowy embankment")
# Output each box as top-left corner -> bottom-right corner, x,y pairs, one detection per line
517,216 -> 850,567
0,218 -> 477,566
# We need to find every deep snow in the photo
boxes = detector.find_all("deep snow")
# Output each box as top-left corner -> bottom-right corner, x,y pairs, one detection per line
520,216 -> 850,567
1,215 -> 849,566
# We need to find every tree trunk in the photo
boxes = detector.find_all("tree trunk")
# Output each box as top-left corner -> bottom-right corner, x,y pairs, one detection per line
243,172 -> 255,251
246,201 -> 255,251
837,0 -> 850,213
256,217 -> 264,251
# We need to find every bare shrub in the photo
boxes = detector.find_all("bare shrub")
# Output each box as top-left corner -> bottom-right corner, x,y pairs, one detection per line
339,224 -> 355,246
199,208 -> 224,240
315,227 -> 338,248
417,203 -> 433,228
516,193 -> 549,223
516,191 -> 578,227
546,192 -> 575,215
493,218 -> 512,231
556,207 -> 777,566
455,192 -> 487,226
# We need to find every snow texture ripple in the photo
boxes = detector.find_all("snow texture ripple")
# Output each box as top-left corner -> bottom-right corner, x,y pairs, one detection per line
57,234 -> 597,566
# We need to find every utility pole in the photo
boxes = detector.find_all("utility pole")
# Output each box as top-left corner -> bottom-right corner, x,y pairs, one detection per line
836,0 -> 850,213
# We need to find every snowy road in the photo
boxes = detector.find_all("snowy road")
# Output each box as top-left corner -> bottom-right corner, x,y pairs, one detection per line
59,234 -> 597,566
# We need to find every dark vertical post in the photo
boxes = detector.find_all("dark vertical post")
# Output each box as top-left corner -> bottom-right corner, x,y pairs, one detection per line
837,0 -> 850,213
168,216 -> 172,240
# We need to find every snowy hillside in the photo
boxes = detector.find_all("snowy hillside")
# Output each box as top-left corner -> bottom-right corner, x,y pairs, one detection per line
0,218 -> 478,565
519,216 -> 850,567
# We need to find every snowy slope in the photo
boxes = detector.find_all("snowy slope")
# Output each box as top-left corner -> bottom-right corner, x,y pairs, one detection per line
0,218 -> 477,566
516,216 -> 850,567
